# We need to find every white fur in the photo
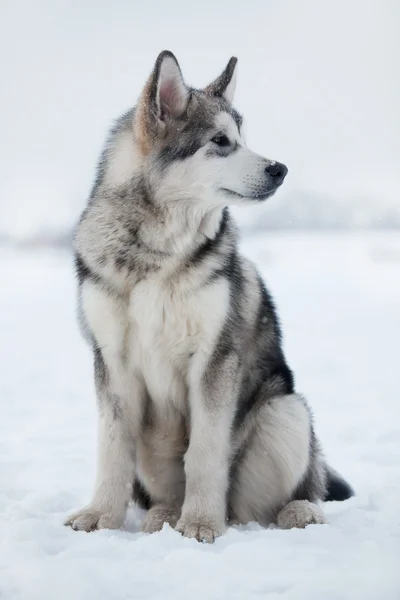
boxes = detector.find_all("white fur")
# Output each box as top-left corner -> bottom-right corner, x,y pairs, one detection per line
152,111 -> 273,210
129,273 -> 229,398
141,505 -> 180,533
177,352 -> 239,542
65,405 -> 136,531
68,260 -> 232,535
277,500 -> 327,529
103,130 -> 142,187
66,282 -> 146,531
229,394 -> 311,525
82,281 -> 128,391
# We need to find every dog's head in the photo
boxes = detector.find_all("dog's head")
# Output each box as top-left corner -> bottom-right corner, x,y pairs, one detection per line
133,51 -> 287,208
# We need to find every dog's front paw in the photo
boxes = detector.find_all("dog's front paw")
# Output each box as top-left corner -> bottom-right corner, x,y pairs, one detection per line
64,506 -> 124,532
141,505 -> 180,534
176,516 -> 225,543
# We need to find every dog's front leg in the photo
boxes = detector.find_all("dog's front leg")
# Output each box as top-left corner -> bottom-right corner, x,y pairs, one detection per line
65,353 -> 143,532
177,352 -> 239,543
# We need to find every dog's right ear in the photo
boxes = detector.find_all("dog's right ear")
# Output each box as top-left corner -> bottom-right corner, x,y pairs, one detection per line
134,51 -> 189,154
153,51 -> 189,122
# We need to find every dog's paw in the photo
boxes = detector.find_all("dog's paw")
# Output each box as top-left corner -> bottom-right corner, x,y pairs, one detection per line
176,516 -> 224,543
141,505 -> 180,534
64,506 -> 124,532
277,500 -> 327,530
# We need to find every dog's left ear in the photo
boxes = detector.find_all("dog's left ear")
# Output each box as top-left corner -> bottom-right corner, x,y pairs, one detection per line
204,57 -> 238,104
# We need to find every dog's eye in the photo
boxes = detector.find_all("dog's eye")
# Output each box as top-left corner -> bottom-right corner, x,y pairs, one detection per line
211,134 -> 230,147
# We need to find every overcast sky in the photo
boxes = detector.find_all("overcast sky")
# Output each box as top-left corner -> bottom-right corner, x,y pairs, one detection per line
1,0 -> 399,238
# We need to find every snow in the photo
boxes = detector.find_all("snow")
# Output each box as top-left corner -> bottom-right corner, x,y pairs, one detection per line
1,233 -> 399,599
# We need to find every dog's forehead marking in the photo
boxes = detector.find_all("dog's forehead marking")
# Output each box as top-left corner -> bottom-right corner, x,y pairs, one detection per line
214,112 -> 242,142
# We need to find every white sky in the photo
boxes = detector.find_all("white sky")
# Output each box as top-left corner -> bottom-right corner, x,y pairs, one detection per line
0,0 -> 399,238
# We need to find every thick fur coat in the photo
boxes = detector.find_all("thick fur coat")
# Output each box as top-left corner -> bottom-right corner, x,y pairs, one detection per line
66,51 -> 353,542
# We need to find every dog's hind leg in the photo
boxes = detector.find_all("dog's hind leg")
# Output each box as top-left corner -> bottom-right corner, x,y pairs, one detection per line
277,499 -> 326,529
229,393 -> 327,528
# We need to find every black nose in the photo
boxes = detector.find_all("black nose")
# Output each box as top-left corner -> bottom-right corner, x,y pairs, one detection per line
265,161 -> 288,185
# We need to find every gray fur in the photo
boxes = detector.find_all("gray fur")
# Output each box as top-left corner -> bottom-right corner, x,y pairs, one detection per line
66,51 -> 353,541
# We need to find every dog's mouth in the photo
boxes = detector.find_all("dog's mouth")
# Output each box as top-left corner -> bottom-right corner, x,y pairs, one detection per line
220,187 -> 278,202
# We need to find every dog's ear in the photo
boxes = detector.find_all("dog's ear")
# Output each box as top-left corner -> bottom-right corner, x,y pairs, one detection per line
135,51 -> 188,153
153,51 -> 189,121
204,57 -> 238,104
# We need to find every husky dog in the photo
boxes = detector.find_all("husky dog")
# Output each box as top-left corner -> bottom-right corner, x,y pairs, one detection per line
66,51 -> 353,542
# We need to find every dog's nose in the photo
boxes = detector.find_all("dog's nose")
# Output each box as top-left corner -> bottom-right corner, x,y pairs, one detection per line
265,161 -> 288,185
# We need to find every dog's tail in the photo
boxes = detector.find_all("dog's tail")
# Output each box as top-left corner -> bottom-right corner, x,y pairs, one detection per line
324,466 -> 354,502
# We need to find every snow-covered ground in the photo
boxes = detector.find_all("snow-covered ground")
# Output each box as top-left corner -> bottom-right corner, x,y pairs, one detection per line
1,233 -> 399,599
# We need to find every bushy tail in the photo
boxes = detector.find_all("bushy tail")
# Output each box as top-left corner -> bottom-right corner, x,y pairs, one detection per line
324,467 -> 354,502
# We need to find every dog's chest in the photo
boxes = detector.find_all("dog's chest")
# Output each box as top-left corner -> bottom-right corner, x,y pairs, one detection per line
130,278 -> 199,364
128,275 -> 227,403
83,273 -> 228,413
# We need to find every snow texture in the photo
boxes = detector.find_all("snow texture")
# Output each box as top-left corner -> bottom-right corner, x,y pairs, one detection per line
1,233 -> 399,599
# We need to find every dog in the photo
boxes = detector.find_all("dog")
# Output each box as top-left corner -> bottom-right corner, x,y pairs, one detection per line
65,51 -> 353,542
